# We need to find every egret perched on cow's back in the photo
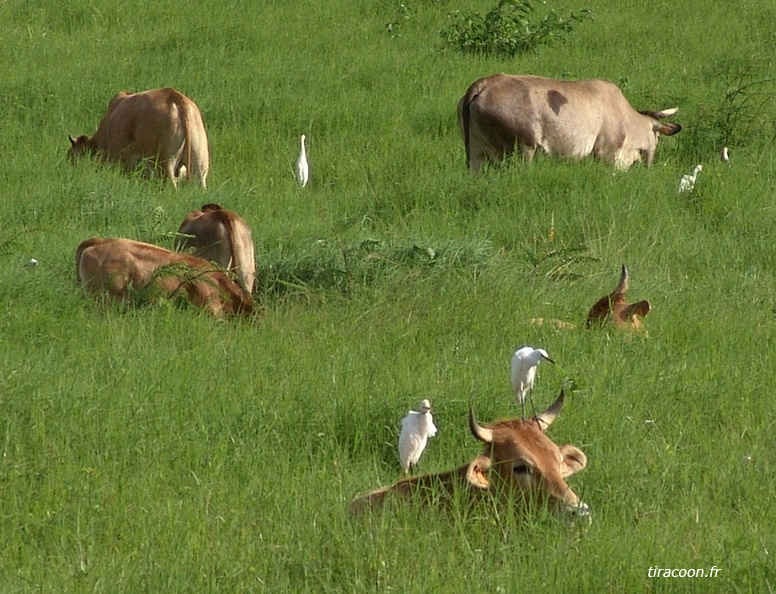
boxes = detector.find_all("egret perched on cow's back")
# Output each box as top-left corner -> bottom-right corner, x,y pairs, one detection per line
511,346 -> 555,419
678,164 -> 702,193
295,134 -> 309,187
398,399 -> 437,474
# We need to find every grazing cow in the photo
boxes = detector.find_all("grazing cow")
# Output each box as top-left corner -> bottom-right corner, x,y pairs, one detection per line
177,204 -> 256,294
586,264 -> 650,329
76,238 -> 254,317
458,74 -> 682,172
349,390 -> 589,517
68,87 -> 210,187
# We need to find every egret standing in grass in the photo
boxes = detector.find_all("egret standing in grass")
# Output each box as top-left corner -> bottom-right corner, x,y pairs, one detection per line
511,346 -> 555,420
295,134 -> 309,187
678,164 -> 702,193
398,399 -> 437,474
720,146 -> 730,162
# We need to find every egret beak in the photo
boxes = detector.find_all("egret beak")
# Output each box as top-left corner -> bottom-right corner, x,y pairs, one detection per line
543,355 -> 556,364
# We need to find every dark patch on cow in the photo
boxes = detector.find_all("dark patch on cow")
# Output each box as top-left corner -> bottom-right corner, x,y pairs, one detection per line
547,90 -> 568,116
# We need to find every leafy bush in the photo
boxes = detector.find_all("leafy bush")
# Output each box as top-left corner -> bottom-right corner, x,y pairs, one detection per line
257,236 -> 496,299
441,0 -> 592,56
688,58 -> 775,156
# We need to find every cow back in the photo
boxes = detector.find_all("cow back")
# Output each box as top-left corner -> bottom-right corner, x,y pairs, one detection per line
177,204 -> 255,293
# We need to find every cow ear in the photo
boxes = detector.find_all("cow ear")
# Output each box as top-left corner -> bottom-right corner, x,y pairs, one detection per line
465,455 -> 491,490
559,445 -> 587,477
658,122 -> 682,136
623,299 -> 651,319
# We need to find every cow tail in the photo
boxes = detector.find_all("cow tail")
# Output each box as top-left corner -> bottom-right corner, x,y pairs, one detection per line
216,209 -> 255,294
460,81 -> 482,169
171,91 -> 191,181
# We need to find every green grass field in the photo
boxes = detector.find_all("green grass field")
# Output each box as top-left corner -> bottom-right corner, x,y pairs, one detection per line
1,0 -> 774,591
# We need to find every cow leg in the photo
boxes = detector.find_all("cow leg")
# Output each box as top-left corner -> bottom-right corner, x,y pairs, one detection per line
117,147 -> 147,176
159,139 -> 186,186
518,143 -> 537,164
162,158 -> 179,187
468,145 -> 488,172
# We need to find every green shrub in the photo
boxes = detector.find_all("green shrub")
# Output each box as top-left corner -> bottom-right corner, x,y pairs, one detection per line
440,0 -> 592,56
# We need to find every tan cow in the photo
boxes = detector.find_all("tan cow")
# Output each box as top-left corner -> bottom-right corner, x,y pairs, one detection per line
68,88 -> 210,187
349,390 -> 589,517
458,74 -> 682,172
586,264 -> 651,329
177,204 -> 256,293
76,238 -> 254,317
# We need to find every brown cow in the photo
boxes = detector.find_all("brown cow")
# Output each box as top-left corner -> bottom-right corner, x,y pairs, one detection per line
458,74 -> 682,172
76,238 -> 254,317
177,204 -> 256,293
68,88 -> 210,187
586,264 -> 651,329
349,390 -> 589,517
531,264 -> 650,331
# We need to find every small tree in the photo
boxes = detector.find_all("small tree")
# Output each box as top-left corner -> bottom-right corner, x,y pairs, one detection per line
441,0 -> 592,56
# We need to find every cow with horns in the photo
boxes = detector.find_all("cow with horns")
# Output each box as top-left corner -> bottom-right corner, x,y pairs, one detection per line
350,390 -> 589,518
458,74 -> 682,172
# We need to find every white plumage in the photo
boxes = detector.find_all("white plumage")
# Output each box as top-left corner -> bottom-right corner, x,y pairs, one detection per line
720,147 -> 730,162
398,399 -> 437,473
295,134 -> 309,187
678,164 -> 702,193
511,346 -> 555,418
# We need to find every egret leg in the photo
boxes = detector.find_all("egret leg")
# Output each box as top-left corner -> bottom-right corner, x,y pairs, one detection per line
527,395 -> 539,424
520,400 -> 526,420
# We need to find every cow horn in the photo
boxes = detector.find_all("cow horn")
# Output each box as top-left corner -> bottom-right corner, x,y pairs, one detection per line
535,389 -> 565,431
469,408 -> 493,444
614,264 -> 629,295
68,135 -> 77,146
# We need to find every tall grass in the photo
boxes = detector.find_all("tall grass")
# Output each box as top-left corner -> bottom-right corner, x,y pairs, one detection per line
0,0 -> 774,591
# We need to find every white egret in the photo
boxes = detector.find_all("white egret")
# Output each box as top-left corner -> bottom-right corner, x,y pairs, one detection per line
720,146 -> 730,162
24,258 -> 39,267
678,164 -> 702,193
295,134 -> 309,187
398,399 -> 437,474
511,346 -> 555,419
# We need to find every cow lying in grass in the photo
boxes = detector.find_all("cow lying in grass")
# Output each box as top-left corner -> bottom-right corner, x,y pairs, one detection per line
350,390 -> 589,518
532,264 -> 651,331
585,264 -> 651,329
76,238 -> 254,317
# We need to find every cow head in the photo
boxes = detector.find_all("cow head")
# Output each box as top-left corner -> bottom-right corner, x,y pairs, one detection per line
467,390 -> 589,515
67,134 -> 96,160
586,264 -> 651,330
635,108 -> 682,167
